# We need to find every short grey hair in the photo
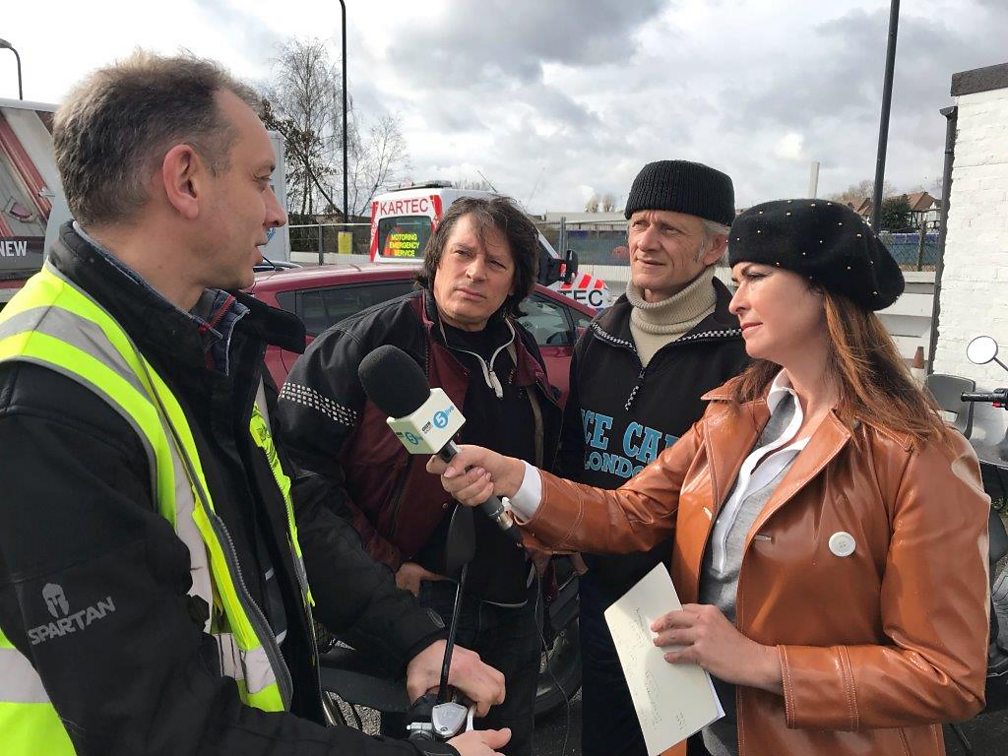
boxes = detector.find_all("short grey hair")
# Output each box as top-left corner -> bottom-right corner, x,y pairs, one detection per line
701,219 -> 731,240
698,219 -> 730,264
54,51 -> 261,227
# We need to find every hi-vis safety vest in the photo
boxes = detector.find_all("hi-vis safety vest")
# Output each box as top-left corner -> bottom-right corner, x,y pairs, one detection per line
0,264 -> 315,754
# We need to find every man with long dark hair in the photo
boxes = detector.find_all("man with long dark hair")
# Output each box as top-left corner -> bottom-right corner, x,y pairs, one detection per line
278,196 -> 562,756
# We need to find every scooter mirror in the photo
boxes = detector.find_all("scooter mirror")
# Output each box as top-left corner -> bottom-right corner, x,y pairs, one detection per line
444,505 -> 476,579
967,335 -> 999,366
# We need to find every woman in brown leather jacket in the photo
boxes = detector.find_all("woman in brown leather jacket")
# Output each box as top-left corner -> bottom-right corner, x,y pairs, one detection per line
429,199 -> 991,756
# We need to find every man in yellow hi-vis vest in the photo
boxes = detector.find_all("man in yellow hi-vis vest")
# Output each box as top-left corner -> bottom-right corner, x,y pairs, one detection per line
0,52 -> 508,756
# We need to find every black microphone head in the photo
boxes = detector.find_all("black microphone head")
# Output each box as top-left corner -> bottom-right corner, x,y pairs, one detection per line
358,344 -> 431,418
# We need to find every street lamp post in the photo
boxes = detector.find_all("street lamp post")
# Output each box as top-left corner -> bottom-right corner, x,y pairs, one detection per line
338,0 -> 348,222
871,0 -> 900,230
0,38 -> 23,100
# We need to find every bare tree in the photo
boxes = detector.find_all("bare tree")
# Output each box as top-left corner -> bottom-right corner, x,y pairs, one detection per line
262,39 -> 339,216
584,194 -> 600,213
600,193 -> 617,212
347,113 -> 410,216
452,177 -> 496,192
828,179 -> 896,207
260,99 -> 337,216
262,38 -> 410,219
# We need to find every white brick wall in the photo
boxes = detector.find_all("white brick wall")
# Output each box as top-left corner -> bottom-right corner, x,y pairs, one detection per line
934,85 -> 1008,443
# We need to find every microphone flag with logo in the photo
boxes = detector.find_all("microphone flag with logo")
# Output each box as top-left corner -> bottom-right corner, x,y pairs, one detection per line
357,344 -> 521,545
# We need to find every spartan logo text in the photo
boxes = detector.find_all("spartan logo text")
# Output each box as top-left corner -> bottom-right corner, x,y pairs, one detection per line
28,584 -> 116,645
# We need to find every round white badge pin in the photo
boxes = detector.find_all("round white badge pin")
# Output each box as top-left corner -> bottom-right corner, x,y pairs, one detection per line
828,531 -> 856,557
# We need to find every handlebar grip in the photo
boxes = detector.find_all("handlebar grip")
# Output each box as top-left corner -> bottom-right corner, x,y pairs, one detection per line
407,730 -> 437,743
961,390 -> 1008,404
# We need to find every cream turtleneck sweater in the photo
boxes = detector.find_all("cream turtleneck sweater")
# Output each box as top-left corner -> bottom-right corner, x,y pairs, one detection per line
627,266 -> 718,367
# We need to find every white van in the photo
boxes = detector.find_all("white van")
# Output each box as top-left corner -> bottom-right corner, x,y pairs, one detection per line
369,181 -> 611,309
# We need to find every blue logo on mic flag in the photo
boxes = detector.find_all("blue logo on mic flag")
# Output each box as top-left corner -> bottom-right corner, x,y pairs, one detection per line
404,432 -> 421,445
433,409 -> 450,429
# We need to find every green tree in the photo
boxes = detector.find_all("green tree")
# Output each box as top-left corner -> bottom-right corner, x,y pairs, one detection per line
879,195 -> 912,232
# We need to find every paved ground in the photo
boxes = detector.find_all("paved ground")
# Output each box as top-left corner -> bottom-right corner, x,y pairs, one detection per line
336,687 -> 1008,754
532,690 -> 581,756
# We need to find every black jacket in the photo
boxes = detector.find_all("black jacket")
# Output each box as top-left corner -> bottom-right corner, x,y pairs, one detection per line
556,279 -> 750,599
277,288 -> 562,594
0,224 -> 452,755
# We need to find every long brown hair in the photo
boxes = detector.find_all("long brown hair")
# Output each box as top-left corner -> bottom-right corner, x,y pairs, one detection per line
414,196 -> 538,317
731,290 -> 948,445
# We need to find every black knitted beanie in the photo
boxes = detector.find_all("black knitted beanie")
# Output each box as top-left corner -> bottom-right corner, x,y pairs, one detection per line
728,199 -> 904,311
623,160 -> 735,226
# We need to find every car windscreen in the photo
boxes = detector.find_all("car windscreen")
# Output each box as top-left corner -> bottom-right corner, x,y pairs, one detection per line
376,216 -> 431,261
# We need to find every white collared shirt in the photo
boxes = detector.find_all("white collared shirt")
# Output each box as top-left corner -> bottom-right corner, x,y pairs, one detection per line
708,371 -> 807,571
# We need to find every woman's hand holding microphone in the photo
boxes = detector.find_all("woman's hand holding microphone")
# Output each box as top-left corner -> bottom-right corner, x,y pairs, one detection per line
426,445 -> 526,507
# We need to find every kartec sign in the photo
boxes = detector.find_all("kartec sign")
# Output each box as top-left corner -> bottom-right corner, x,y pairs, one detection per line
555,273 -> 612,310
375,197 -> 433,216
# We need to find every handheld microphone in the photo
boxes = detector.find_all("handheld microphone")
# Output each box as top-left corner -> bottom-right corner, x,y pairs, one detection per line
358,344 -> 521,545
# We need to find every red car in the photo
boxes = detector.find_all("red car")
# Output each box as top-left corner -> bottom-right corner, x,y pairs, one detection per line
249,264 -> 597,404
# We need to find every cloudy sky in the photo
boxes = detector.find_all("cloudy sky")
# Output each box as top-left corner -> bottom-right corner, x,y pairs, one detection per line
3,0 -> 1006,213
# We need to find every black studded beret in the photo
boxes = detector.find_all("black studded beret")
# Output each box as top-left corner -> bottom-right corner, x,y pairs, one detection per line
727,199 -> 904,311
624,160 -> 735,226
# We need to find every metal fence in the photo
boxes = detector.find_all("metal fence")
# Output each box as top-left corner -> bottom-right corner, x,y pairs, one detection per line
537,223 -> 628,267
288,220 -> 939,273
288,222 -> 372,263
283,218 -> 934,367
877,231 -> 939,270
536,222 -> 939,272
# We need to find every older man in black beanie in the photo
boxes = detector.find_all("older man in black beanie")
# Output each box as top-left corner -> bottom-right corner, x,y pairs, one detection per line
556,160 -> 750,756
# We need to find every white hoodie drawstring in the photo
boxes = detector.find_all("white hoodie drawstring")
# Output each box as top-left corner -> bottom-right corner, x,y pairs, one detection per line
438,319 -> 515,400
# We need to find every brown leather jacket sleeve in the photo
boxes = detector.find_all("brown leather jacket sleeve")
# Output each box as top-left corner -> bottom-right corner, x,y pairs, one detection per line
520,422 -> 704,553
779,432 -> 989,730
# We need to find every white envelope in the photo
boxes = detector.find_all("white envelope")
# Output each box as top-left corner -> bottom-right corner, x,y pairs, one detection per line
604,563 -> 724,755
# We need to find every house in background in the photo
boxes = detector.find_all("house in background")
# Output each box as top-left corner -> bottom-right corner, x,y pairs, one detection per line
843,192 -> 940,229
905,191 -> 941,228
845,197 -> 874,219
